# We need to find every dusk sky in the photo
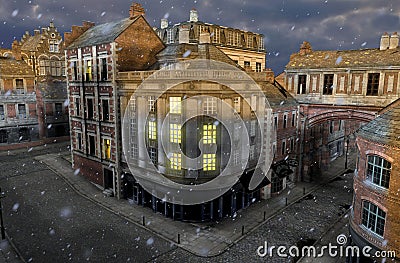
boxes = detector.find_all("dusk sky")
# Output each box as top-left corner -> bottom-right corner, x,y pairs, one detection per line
1,0 -> 400,73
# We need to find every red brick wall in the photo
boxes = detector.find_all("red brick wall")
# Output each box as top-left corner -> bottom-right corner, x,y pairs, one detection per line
73,154 -> 104,186
352,136 -> 400,255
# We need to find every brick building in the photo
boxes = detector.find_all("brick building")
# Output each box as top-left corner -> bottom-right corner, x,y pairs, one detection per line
283,34 -> 400,180
349,99 -> 400,262
0,22 -> 68,148
66,2 -> 300,221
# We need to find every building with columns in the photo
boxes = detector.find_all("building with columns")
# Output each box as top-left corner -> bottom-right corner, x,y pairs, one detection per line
283,33 -> 400,180
155,9 -> 266,73
66,2 -> 300,221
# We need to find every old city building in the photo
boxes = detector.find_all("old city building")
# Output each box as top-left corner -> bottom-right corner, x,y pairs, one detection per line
0,22 -> 68,149
155,9 -> 266,72
349,99 -> 400,262
66,3 -> 300,221
283,34 -> 400,180
0,57 -> 37,146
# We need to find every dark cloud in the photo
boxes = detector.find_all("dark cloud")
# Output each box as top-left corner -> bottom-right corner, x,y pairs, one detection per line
1,0 -> 400,73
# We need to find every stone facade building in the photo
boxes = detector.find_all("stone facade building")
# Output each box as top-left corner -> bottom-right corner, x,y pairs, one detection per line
156,9 -> 266,72
284,34 -> 400,180
0,22 -> 68,148
66,2 -> 300,221
349,99 -> 400,262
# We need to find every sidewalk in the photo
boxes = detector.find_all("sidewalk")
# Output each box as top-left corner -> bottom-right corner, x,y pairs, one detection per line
34,152 -> 356,257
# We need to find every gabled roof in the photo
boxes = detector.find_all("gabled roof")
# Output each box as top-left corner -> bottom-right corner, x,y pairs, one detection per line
358,99 -> 400,148
67,17 -> 139,49
21,35 -> 43,52
286,48 -> 400,70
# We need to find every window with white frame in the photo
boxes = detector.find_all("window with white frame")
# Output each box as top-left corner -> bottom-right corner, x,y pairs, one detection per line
227,31 -> 233,45
76,132 -> 82,151
203,97 -> 217,115
367,155 -> 391,189
130,142 -> 138,158
170,123 -> 181,144
256,62 -> 262,72
15,79 -> 24,94
362,200 -> 386,236
148,147 -> 157,164
169,97 -> 181,114
84,59 -> 92,81
212,28 -> 220,43
167,29 -> 174,44
49,40 -> 59,52
233,150 -> 239,165
247,35 -> 253,48
0,105 -> 4,120
283,114 -> 288,128
18,104 -> 26,119
292,112 -> 296,127
281,140 -> 286,156
148,96 -> 156,112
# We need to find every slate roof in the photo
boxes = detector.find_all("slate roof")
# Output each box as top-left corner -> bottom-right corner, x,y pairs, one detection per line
67,17 -> 138,49
286,47 -> 400,70
0,57 -> 34,76
262,82 -> 299,108
358,102 -> 400,148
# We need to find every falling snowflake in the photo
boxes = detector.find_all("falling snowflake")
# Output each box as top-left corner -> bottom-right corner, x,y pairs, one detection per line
74,168 -> 80,176
146,237 -> 154,245
335,56 -> 342,65
100,11 -> 106,17
11,10 -> 19,17
361,42 -> 367,47
12,203 -> 20,212
63,99 -> 70,107
183,50 -> 191,58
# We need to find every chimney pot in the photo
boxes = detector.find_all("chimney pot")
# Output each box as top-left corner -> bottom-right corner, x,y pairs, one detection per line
389,32 -> 399,49
161,18 -> 168,29
129,2 -> 145,19
189,8 -> 198,22
380,32 -> 390,50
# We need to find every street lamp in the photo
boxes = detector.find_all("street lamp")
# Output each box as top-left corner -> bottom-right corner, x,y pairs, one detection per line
0,188 -> 5,239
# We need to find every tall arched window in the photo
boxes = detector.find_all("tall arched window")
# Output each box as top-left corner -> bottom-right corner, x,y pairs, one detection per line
362,200 -> 386,236
367,155 -> 391,188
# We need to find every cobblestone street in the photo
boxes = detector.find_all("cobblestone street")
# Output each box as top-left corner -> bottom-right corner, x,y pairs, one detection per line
153,173 -> 353,262
0,143 -> 354,262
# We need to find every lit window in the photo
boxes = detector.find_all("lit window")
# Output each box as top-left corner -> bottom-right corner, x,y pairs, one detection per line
85,60 -> 92,81
103,139 -> 111,160
203,97 -> 217,115
367,155 -> 391,188
169,97 -> 181,114
203,153 -> 216,171
362,200 -> 386,236
170,153 -> 182,170
170,123 -> 181,144
148,120 -> 157,140
203,124 -> 216,144
233,97 -> 241,113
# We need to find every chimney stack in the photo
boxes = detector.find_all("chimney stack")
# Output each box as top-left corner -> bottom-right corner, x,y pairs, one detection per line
189,9 -> 198,22
129,3 -> 145,19
179,25 -> 190,44
161,18 -> 168,29
64,21 -> 95,47
380,32 -> 390,50
299,41 -> 312,55
12,40 -> 22,60
389,32 -> 399,49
